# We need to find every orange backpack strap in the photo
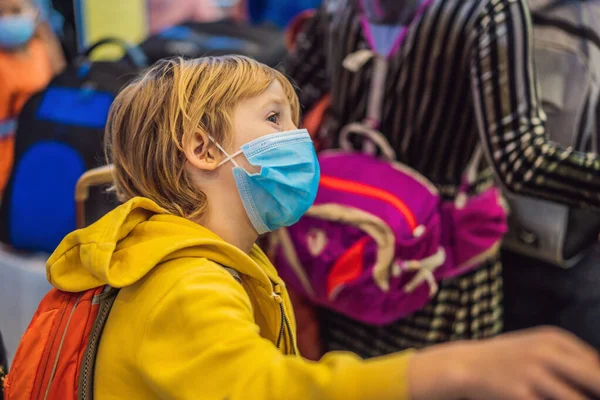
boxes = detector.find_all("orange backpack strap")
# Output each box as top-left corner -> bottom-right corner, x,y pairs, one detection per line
76,286 -> 119,400
4,285 -> 119,400
5,268 -> 238,399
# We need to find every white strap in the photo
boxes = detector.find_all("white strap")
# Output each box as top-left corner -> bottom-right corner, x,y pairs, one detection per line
455,145 -> 484,208
394,248 -> 446,298
464,145 -> 483,186
343,49 -> 375,72
208,135 -> 241,167
366,56 -> 389,128
340,51 -> 394,158
217,149 -> 242,167
342,50 -> 388,125
338,123 -> 397,161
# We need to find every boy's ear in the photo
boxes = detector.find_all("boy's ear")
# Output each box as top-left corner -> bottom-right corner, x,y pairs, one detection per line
183,130 -> 221,172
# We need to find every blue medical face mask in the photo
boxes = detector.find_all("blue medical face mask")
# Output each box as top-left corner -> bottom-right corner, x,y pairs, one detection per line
0,14 -> 36,49
209,129 -> 320,235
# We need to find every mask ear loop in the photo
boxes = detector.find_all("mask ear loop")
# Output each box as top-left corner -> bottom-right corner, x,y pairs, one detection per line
208,135 -> 242,168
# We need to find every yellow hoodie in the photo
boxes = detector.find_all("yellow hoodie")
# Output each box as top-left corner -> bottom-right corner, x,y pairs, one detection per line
47,197 -> 414,400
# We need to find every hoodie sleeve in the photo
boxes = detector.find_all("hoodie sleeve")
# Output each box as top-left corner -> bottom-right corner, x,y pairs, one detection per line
137,265 -> 414,400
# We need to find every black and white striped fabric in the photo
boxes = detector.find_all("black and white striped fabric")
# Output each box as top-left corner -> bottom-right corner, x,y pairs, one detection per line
318,259 -> 503,357
280,0 -> 600,356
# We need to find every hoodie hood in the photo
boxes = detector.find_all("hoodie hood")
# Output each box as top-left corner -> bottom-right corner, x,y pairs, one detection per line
47,197 -> 279,292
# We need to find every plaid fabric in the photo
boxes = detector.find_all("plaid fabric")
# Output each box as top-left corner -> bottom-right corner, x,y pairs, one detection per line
318,257 -> 503,358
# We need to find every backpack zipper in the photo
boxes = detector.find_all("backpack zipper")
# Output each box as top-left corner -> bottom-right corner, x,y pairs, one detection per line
320,174 -> 418,231
78,288 -> 117,400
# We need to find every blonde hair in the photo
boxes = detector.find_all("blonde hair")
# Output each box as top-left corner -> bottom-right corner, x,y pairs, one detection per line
105,56 -> 300,219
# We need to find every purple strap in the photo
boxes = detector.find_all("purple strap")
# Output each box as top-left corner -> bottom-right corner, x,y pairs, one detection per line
359,0 -> 434,58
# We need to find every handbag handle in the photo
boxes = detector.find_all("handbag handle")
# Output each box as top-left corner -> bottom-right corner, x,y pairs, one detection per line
75,164 -> 115,229
338,123 -> 397,162
80,38 -> 148,69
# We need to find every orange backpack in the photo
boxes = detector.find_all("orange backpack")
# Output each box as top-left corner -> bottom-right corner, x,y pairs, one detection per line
3,285 -> 118,400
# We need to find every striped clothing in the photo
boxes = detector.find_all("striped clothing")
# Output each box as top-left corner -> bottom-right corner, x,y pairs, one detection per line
280,0 -> 600,355
282,0 -> 600,205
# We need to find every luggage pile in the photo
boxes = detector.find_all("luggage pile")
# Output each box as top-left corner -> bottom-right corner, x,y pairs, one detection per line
0,18 -> 287,254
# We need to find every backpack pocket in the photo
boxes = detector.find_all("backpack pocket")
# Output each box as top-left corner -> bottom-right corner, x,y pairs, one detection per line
276,203 -> 444,326
5,290 -> 72,400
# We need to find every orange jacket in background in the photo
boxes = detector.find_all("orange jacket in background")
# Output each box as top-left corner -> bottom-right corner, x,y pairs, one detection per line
0,38 -> 53,196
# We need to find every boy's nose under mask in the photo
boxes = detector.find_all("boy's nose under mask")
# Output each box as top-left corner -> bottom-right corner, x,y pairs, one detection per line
209,129 -> 320,235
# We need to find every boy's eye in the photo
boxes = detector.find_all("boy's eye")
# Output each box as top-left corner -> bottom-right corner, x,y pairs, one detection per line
267,113 -> 280,125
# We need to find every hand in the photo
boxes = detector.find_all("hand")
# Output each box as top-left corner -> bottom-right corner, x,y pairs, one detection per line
409,327 -> 600,400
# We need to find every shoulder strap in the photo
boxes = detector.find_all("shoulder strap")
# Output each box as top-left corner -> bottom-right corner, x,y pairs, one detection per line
222,266 -> 242,284
464,145 -> 484,187
455,145 -> 484,208
365,56 -> 389,129
76,266 -> 242,399
340,51 -> 395,157
77,286 -> 119,400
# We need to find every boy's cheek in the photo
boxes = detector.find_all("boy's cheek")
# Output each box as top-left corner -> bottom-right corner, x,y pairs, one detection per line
239,158 -> 261,175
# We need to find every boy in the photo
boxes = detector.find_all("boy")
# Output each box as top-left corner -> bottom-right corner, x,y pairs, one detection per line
33,56 -> 600,399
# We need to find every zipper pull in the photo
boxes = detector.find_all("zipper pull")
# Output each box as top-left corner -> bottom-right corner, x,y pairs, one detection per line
272,293 -> 283,304
272,284 -> 283,304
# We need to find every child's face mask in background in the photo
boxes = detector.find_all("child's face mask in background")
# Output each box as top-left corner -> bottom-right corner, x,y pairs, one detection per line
0,0 -> 36,50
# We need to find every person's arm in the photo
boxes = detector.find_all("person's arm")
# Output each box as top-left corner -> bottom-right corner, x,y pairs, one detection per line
137,264 -> 600,400
278,3 -> 331,112
470,0 -> 600,209
137,265 -> 415,400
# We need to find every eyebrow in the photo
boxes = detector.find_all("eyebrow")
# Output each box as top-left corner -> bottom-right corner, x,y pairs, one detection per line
260,96 -> 288,110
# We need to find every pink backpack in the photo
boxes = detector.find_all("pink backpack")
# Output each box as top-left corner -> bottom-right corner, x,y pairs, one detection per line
271,17 -> 508,325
